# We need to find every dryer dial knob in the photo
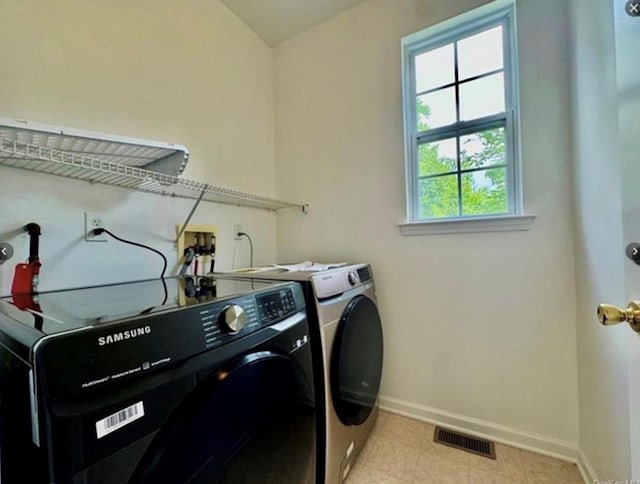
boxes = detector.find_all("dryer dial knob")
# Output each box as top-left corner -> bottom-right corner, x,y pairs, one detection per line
348,272 -> 358,286
220,305 -> 247,334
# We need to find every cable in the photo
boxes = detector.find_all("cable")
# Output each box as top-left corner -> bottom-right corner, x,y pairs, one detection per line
139,278 -> 168,314
93,228 -> 168,278
238,232 -> 254,268
93,228 -> 168,312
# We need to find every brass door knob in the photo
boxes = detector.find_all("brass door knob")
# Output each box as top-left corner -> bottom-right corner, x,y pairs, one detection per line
597,301 -> 640,332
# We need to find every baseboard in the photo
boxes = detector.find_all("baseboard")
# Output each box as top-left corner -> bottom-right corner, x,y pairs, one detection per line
577,448 -> 598,483
379,395 -> 579,463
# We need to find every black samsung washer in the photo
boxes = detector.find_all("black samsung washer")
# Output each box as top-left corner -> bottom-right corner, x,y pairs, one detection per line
0,276 -> 316,484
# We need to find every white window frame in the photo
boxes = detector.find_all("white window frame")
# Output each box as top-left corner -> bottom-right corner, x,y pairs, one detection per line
400,0 -> 534,235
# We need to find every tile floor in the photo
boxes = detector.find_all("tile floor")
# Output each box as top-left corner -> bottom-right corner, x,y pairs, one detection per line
345,410 -> 584,484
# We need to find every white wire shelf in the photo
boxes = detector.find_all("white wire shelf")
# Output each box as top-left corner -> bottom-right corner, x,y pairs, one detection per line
0,137 -> 306,212
0,116 -> 190,176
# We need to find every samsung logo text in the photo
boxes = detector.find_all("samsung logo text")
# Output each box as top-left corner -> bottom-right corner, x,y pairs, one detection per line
98,326 -> 152,346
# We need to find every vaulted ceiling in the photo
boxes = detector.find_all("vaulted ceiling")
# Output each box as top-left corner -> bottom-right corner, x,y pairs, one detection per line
220,0 -> 368,46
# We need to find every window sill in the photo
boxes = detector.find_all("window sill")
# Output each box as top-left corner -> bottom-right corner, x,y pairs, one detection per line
398,214 -> 536,236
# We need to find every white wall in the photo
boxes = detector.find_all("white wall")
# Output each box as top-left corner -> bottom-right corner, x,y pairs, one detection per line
569,0 -> 631,479
0,0 -> 277,293
274,0 -> 579,452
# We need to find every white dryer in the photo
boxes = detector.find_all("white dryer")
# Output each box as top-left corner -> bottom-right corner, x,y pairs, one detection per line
216,264 -> 384,484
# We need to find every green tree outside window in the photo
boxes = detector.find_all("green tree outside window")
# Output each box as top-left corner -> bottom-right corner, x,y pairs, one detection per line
417,99 -> 508,218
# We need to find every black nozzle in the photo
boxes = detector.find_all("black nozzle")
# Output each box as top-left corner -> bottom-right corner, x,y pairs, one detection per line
23,223 -> 41,237
23,223 -> 41,263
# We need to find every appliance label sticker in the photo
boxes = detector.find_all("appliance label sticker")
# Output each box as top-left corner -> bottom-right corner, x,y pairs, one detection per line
95,401 -> 145,439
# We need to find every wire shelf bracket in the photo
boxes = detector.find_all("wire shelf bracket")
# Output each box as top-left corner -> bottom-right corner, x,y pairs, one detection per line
175,187 -> 208,246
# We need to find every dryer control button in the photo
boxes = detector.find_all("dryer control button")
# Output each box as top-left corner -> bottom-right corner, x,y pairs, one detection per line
348,272 -> 358,286
219,305 -> 247,334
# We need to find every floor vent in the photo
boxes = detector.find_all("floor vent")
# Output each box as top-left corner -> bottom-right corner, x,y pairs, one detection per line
433,427 -> 496,460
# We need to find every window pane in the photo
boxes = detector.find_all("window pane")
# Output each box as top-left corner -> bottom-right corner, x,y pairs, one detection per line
418,138 -> 457,176
459,73 -> 505,121
461,167 -> 507,216
415,44 -> 454,93
417,87 -> 456,130
419,175 -> 459,219
458,25 -> 504,80
460,127 -> 506,170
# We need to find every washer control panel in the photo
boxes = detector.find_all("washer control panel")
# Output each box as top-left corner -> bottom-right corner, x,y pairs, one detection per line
36,281 -> 306,399
200,287 -> 301,349
256,288 -> 297,323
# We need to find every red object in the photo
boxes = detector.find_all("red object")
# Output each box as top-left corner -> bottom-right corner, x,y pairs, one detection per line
11,223 -> 42,296
12,260 -> 41,295
11,292 -> 42,313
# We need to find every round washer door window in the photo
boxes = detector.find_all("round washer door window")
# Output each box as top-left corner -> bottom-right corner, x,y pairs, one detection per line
331,295 -> 384,426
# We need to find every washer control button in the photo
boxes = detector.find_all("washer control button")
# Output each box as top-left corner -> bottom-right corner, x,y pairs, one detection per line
219,305 -> 247,334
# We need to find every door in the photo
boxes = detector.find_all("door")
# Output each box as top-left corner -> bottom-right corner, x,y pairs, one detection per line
591,0 -> 640,478
131,351 -> 315,484
331,295 -> 384,426
615,0 -> 640,475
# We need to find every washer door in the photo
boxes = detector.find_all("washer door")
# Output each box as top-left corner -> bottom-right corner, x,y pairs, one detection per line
331,295 -> 384,426
131,351 -> 315,484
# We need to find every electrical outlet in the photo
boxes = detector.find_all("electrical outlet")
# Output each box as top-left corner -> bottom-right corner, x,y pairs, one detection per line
85,212 -> 107,242
233,224 -> 243,240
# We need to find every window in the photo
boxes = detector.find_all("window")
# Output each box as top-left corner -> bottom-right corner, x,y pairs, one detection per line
401,2 -> 530,233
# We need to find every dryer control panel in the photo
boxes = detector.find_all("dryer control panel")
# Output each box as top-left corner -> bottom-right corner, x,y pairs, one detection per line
311,264 -> 374,300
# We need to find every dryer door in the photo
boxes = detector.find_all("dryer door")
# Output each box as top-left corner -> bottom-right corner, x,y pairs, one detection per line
331,295 -> 384,426
131,350 -> 315,484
